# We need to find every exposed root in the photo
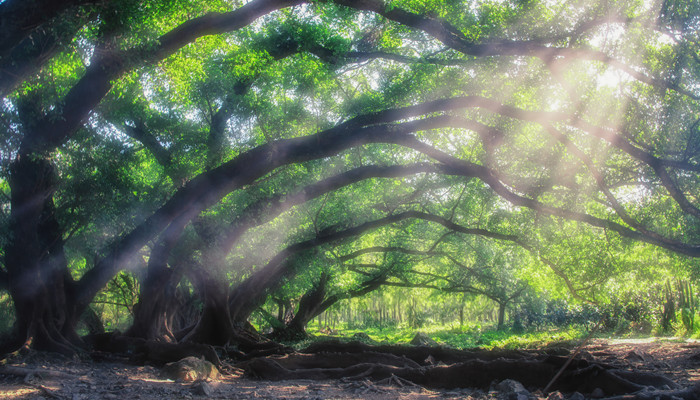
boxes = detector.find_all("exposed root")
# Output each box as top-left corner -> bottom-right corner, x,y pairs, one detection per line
0,365 -> 76,380
601,384 -> 700,400
341,365 -> 379,381
0,337 -> 33,365
376,373 -> 422,389
243,352 -> 678,395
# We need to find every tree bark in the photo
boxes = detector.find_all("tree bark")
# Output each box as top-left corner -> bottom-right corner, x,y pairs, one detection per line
271,273 -> 331,341
182,273 -> 235,346
127,216 -> 190,342
245,356 -> 665,394
5,156 -> 80,354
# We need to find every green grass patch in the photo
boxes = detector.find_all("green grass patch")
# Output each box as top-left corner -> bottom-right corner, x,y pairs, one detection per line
299,322 -> 589,350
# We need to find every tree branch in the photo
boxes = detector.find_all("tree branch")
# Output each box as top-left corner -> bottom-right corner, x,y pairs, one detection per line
21,0 -> 306,155
333,0 -> 698,100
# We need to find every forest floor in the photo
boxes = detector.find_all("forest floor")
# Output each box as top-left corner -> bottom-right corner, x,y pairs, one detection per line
1,337 -> 699,400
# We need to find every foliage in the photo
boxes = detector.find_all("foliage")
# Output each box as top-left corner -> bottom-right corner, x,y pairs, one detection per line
0,292 -> 14,335
295,322 -> 587,351
1,0 -> 699,351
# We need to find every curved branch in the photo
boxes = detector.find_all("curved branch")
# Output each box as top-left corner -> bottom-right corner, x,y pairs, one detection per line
390,129 -> 700,257
21,0 -> 306,155
217,163 -> 453,257
542,122 -> 700,229
72,116 -> 453,311
332,0 -> 698,100
340,217 -> 593,303
339,96 -> 700,240
342,96 -> 699,173
339,245 -> 445,262
0,0 -> 97,59
227,209 -> 516,318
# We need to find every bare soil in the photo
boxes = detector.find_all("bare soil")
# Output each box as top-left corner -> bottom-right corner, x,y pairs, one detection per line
1,338 -> 699,399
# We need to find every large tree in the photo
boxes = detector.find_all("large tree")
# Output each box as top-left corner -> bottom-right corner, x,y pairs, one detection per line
0,0 -> 698,354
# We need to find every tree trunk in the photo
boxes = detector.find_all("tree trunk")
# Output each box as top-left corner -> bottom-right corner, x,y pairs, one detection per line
283,279 -> 339,338
497,302 -> 507,331
5,156 -> 81,354
127,220 -> 188,342
127,262 -> 182,342
182,275 -> 234,346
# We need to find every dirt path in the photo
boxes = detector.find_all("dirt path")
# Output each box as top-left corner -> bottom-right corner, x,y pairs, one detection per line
1,338 -> 699,399
582,338 -> 700,387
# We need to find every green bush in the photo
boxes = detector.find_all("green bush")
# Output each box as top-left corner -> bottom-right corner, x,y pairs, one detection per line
0,292 -> 15,334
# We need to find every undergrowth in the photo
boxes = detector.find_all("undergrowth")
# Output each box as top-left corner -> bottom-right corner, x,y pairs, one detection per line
293,322 -> 590,350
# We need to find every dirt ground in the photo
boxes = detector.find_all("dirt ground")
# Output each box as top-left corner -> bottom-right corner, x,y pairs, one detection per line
1,338 -> 699,400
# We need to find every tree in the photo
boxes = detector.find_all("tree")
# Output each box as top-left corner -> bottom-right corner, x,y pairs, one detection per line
1,0 -> 698,354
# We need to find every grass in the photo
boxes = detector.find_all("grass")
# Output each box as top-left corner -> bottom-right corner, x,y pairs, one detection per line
297,322 -> 590,350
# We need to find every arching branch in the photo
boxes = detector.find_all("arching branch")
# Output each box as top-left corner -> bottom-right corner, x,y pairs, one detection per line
72,117 -> 455,313
332,0 -> 699,100
20,0 -> 306,155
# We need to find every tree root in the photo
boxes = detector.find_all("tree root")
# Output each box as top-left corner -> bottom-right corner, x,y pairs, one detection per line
244,355 -> 678,395
85,333 -> 221,367
235,351 -> 419,370
302,338 -> 547,365
601,384 -> 700,400
376,373 -> 422,389
0,365 -> 76,380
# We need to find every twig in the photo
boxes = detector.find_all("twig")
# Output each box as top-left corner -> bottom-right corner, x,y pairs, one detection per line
377,373 -> 422,389
543,318 -> 603,393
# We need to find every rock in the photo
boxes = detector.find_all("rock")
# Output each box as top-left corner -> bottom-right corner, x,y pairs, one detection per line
191,380 -> 213,396
161,356 -> 219,382
546,391 -> 565,400
591,388 -> 605,398
497,379 -> 530,400
410,332 -> 438,346
570,392 -> 585,400
624,350 -> 650,363
497,379 -> 528,395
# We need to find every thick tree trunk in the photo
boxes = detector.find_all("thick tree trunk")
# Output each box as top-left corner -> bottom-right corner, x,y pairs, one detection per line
182,277 -> 235,346
127,220 -> 188,342
127,264 -> 180,342
5,156 -> 81,354
273,273 -> 387,341
272,273 -> 331,340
